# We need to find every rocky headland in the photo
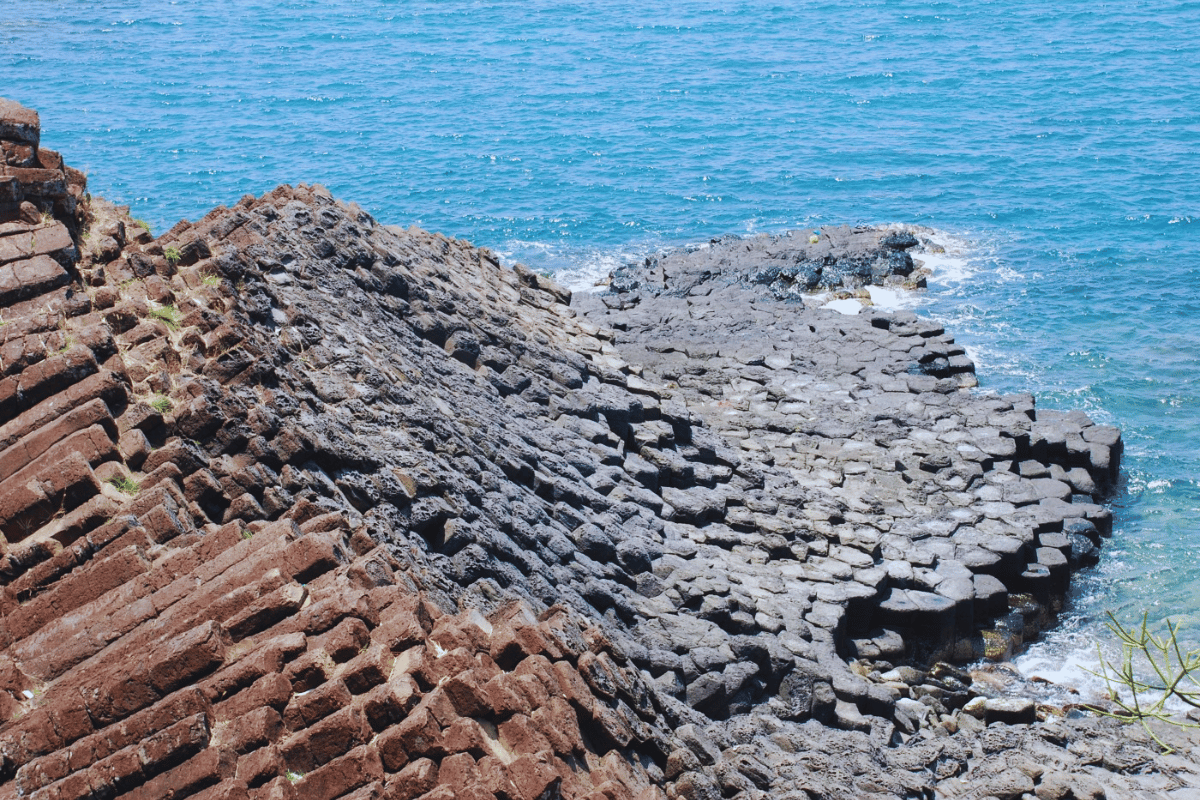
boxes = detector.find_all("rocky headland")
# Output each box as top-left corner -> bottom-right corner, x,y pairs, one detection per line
0,98 -> 1196,800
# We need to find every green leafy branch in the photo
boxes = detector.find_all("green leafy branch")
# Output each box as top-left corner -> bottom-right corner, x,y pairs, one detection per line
1086,611 -> 1200,753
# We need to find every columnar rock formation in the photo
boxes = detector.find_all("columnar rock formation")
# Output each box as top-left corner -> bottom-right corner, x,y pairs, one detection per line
0,98 -> 1196,800
574,230 -> 1123,674
0,101 -> 672,800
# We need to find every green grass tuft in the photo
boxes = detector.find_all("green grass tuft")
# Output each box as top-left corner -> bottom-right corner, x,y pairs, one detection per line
107,475 -> 140,495
163,245 -> 182,265
150,395 -> 173,414
149,304 -> 181,330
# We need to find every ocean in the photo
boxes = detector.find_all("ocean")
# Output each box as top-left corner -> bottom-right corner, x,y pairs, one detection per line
6,0 -> 1200,689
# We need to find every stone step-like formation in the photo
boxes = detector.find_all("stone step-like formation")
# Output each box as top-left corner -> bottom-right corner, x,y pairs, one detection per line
570,229 -> 1142,795
2,512 -> 667,800
1,510 -> 670,800
1,97 -> 1193,800
0,100 -> 671,800
574,230 -> 1122,671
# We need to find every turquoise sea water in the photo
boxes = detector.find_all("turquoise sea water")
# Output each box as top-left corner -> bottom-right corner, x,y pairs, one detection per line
6,1 -> 1200,681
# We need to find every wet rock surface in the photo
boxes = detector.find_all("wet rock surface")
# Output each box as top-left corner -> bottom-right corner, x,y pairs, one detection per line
0,98 -> 1197,799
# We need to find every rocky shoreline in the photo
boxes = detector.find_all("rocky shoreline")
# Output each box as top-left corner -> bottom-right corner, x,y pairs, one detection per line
0,98 -> 1197,800
576,225 -> 1121,670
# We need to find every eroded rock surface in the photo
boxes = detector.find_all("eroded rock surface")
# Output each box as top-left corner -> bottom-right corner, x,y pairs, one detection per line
0,98 -> 1197,800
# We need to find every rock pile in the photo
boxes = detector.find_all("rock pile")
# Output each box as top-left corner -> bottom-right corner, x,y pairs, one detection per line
0,97 -> 1196,800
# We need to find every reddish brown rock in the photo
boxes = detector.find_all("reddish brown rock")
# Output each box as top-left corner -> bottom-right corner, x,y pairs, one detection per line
374,596 -> 436,651
313,616 -> 371,662
121,745 -> 237,800
190,779 -> 252,800
417,645 -> 475,688
361,674 -> 420,732
248,775 -> 297,800
376,706 -> 444,771
294,745 -> 382,800
340,644 -> 391,694
440,717 -> 491,759
149,620 -> 230,695
279,707 -> 368,774
215,673 -> 292,722
442,670 -> 491,718
0,99 -> 40,147
505,754 -> 563,800
385,758 -> 438,800
236,745 -> 284,788
223,707 -> 283,755
282,679 -> 351,731
532,696 -> 586,756
0,102 -> 713,800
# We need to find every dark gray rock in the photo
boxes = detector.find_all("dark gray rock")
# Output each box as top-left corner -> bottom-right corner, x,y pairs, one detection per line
161,187 -> 1147,799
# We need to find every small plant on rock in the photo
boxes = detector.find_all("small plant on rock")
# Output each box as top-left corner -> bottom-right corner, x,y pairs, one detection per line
201,272 -> 221,288
285,771 -> 303,784
54,317 -> 74,351
1087,611 -> 1200,753
149,304 -> 181,330
132,218 -> 151,234
107,475 -> 140,495
163,245 -> 182,265
150,395 -> 173,414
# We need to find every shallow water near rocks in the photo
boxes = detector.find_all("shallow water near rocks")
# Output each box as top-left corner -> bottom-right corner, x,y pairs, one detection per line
6,0 -> 1200,688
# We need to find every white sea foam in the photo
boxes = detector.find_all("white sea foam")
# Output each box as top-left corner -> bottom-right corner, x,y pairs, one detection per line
910,228 -> 976,286
865,285 -> 905,308
1010,630 -> 1200,717
493,240 -> 661,293
555,255 -> 635,293
819,284 -> 921,315
1012,642 -> 1107,702
822,298 -> 863,315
